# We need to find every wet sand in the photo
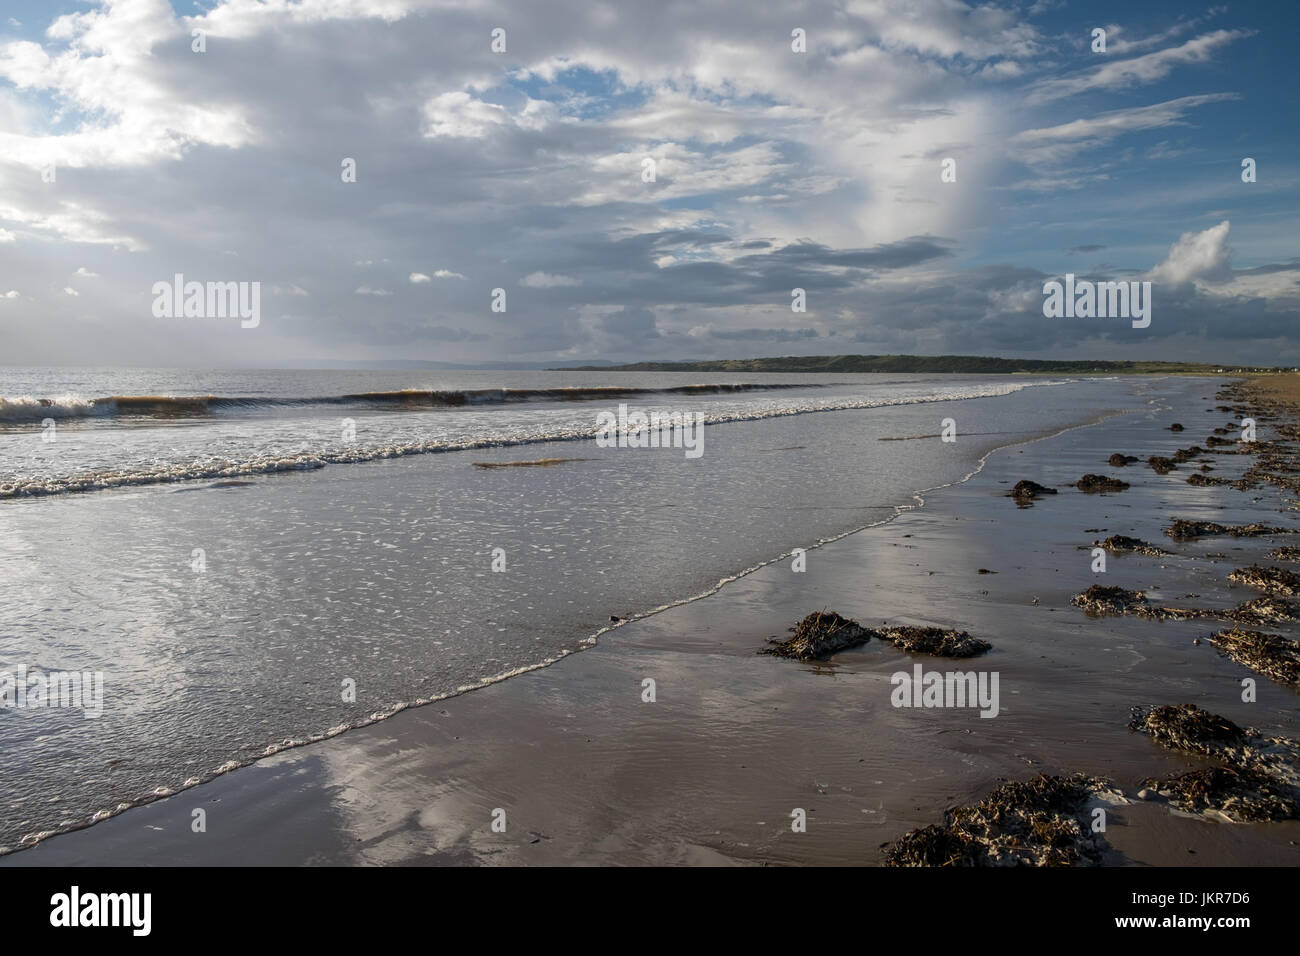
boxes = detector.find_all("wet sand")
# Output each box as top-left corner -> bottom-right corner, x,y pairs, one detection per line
9,375 -> 1300,866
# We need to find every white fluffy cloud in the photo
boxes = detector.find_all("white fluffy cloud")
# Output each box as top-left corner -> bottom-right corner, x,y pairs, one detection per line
1148,220 -> 1233,287
0,0 -> 254,169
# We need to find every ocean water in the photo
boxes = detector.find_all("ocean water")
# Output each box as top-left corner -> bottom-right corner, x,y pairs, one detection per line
3,368 -> 1078,498
0,368 -> 1145,852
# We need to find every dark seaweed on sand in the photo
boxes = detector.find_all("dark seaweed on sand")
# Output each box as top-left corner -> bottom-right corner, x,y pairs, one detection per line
1228,565 -> 1300,597
1095,535 -> 1170,557
1165,519 -> 1297,540
1223,596 -> 1300,626
1140,767 -> 1300,821
1128,704 -> 1246,753
1071,585 -> 1300,625
1071,585 -> 1152,616
1208,627 -> 1300,686
1128,704 -> 1300,820
761,613 -> 990,660
1075,474 -> 1130,493
875,625 -> 991,658
883,774 -> 1114,867
1008,479 -> 1056,505
760,610 -> 869,661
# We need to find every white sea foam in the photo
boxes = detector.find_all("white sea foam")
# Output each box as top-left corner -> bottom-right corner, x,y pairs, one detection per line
0,379 -> 1070,499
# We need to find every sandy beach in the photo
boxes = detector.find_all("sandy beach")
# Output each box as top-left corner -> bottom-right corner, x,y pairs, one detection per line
6,373 -> 1300,867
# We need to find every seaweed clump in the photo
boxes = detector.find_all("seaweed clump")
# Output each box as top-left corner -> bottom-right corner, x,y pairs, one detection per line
1208,627 -> 1300,686
1222,596 -> 1300,626
1071,585 -> 1299,625
1128,703 -> 1247,753
1096,535 -> 1171,557
1071,585 -> 1150,616
1143,767 -> 1299,821
1129,704 -> 1300,820
1229,565 -> 1300,597
876,625 -> 991,658
1108,454 -> 1138,467
761,611 -> 870,661
1075,474 -> 1130,493
883,774 -> 1117,867
1165,519 -> 1297,540
1009,480 -> 1056,505
1070,586 -> 1210,621
762,613 -> 992,660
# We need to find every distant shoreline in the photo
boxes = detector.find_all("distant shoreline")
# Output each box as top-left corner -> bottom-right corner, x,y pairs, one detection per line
552,354 -> 1292,375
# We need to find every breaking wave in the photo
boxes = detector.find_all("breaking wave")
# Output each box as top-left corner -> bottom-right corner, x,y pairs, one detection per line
0,383 -> 815,422
0,380 -> 1072,500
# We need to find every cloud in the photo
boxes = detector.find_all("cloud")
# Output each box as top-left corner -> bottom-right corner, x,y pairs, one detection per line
192,0 -> 416,40
1147,220 -> 1233,287
1101,15 -> 1220,55
1030,30 -> 1252,102
0,0 -> 1292,366
422,92 -> 510,139
842,0 -> 1044,60
2,290 -> 19,298
707,326 -> 820,342
1013,95 -> 1239,166
74,266 -> 97,277
0,0 -> 254,169
63,286 -> 79,296
520,272 -> 582,288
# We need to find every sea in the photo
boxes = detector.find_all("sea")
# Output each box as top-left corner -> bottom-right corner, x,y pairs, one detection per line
0,367 -> 1150,852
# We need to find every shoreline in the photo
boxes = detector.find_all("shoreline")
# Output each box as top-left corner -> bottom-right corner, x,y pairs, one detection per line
0,378 -> 1125,857
9,374 -> 1300,866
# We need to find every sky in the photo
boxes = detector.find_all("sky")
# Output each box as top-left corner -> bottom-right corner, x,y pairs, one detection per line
0,0 -> 1296,368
